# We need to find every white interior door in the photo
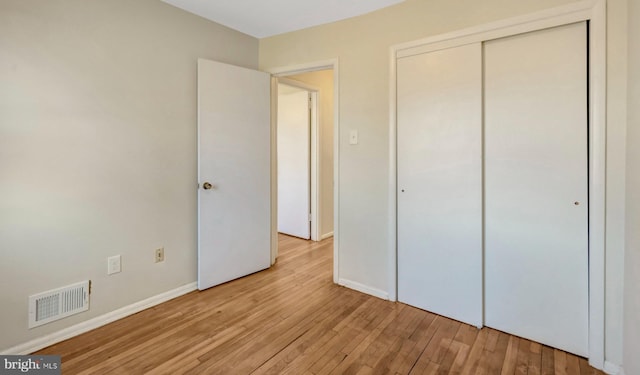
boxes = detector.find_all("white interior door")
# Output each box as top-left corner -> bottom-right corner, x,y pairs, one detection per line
484,22 -> 589,356
397,43 -> 483,327
197,59 -> 271,291
277,84 -> 311,239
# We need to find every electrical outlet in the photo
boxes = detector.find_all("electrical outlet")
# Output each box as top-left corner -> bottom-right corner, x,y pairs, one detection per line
155,247 -> 165,263
107,255 -> 121,275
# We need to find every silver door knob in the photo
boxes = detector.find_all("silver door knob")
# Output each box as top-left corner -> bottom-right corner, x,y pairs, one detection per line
203,182 -> 213,190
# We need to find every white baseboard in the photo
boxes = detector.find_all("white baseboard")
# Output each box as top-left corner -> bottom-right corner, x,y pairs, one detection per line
320,232 -> 334,240
1,282 -> 198,355
604,361 -> 622,375
338,278 -> 389,300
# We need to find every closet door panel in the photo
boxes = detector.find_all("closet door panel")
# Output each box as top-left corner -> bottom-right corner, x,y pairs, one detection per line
397,43 -> 483,327
484,22 -> 589,356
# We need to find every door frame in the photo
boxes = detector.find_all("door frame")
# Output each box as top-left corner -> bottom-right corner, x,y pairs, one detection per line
277,77 -> 319,241
388,0 -> 606,369
268,59 -> 340,283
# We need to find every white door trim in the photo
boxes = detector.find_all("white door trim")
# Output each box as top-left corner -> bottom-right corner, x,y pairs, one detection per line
268,59 -> 340,284
388,0 -> 606,369
277,77 -> 320,241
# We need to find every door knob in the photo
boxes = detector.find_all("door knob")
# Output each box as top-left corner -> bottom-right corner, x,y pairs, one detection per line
203,182 -> 213,190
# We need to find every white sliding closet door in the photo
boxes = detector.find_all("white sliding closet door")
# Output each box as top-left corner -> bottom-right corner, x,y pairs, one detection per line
484,22 -> 589,356
397,43 -> 483,327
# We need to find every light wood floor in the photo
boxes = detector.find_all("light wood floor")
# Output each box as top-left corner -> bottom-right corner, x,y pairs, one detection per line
37,234 -> 604,374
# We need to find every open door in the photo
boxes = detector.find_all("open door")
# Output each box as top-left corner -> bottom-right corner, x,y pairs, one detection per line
197,59 -> 271,291
277,83 -> 311,239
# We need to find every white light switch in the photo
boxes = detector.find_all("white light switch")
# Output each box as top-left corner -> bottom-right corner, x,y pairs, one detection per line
349,130 -> 358,145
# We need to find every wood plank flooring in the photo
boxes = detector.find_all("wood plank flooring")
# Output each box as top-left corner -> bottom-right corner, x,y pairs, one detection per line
36,234 -> 604,374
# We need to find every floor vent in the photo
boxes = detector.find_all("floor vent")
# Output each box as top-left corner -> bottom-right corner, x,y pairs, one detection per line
28,281 -> 90,328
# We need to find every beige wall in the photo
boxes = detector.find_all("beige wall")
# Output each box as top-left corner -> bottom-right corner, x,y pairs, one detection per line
288,70 -> 334,238
260,0 -> 628,367
0,0 -> 257,351
624,0 -> 640,373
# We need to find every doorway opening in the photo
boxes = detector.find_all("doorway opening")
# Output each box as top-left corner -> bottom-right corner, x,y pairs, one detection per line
272,67 -> 336,275
277,80 -> 315,240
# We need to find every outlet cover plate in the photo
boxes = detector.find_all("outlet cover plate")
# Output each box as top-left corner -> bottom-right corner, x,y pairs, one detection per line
108,255 -> 121,275
155,248 -> 165,263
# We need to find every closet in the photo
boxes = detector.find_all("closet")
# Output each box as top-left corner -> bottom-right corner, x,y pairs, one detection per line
397,43 -> 483,328
397,22 -> 589,357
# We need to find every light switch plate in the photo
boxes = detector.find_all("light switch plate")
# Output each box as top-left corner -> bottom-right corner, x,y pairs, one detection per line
349,130 -> 358,145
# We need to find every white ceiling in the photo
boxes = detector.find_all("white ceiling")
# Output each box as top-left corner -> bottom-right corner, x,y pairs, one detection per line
161,0 -> 405,38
